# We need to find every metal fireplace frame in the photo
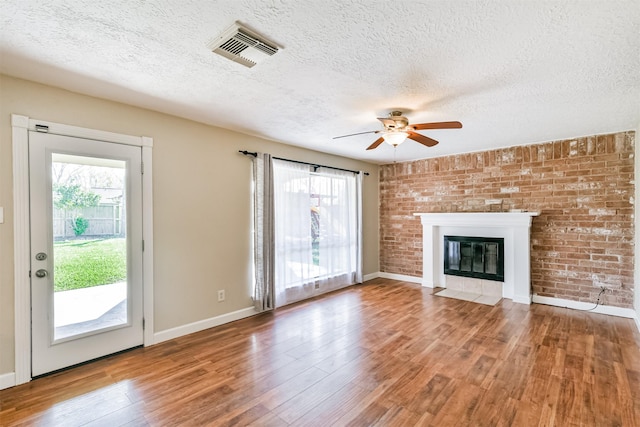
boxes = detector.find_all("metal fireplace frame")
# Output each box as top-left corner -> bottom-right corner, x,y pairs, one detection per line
444,235 -> 504,282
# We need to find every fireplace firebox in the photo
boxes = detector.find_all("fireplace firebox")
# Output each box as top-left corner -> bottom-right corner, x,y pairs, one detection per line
444,235 -> 504,282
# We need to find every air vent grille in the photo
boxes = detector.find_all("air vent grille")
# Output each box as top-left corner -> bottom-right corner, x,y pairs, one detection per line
209,23 -> 279,68
219,38 -> 249,56
252,39 -> 278,56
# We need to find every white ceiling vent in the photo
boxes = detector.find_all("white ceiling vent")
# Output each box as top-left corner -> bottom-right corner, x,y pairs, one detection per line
208,22 -> 279,68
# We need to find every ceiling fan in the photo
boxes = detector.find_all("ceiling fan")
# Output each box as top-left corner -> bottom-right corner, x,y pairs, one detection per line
333,111 -> 462,150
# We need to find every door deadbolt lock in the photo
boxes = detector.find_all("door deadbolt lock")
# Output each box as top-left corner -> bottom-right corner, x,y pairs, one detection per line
35,252 -> 47,261
35,269 -> 48,278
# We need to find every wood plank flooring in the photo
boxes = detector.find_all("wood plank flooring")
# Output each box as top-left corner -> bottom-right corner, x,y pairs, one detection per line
1,278 -> 639,426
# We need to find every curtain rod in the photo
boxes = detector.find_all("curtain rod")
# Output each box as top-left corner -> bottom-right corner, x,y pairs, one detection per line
239,150 -> 369,176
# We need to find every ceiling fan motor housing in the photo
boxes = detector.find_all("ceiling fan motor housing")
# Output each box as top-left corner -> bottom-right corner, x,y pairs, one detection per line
388,111 -> 409,129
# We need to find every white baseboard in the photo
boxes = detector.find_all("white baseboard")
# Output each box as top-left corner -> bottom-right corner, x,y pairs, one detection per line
512,295 -> 533,305
363,272 -> 380,282
0,372 -> 16,390
153,307 -> 257,344
533,295 -> 638,320
376,272 -> 422,284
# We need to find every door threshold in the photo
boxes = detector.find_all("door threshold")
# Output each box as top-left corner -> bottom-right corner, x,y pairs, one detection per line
31,345 -> 143,380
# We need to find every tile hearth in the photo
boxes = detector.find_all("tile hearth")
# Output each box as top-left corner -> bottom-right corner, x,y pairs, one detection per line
435,275 -> 503,306
435,289 -> 502,306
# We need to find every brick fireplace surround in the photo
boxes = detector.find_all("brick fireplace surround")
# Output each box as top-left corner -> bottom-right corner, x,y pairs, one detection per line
380,131 -> 635,309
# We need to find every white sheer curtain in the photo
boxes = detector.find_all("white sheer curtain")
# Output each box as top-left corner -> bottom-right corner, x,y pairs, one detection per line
273,159 -> 362,307
273,160 -> 315,306
315,168 -> 360,292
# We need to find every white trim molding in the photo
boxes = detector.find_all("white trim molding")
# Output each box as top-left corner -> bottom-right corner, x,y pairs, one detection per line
22,118 -> 144,146
362,272 -> 380,282
142,141 -> 155,346
376,272 -> 422,284
153,307 -> 257,344
533,295 -> 639,320
10,114 -> 154,385
11,115 -> 31,385
0,372 -> 16,390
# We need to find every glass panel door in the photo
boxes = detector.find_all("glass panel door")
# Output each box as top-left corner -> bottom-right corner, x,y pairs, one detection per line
30,131 -> 143,376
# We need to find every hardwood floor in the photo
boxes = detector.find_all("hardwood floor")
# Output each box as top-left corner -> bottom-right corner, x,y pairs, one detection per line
1,278 -> 639,426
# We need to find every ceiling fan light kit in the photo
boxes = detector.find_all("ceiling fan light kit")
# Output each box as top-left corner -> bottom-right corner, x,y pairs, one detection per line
382,131 -> 409,146
333,111 -> 462,151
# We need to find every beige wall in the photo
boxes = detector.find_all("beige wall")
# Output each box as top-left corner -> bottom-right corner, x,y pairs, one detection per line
0,74 -> 380,376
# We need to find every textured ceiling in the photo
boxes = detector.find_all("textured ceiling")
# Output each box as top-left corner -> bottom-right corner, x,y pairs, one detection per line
1,1 -> 639,164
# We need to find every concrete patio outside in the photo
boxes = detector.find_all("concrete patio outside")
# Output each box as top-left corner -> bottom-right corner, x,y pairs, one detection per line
54,282 -> 127,340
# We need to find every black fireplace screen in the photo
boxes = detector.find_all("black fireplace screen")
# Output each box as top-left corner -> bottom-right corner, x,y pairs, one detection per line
444,235 -> 504,282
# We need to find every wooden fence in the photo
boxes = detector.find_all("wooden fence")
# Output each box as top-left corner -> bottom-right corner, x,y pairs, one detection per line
53,205 -> 125,240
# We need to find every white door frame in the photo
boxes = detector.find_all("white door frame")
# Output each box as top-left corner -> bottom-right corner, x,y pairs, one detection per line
11,114 -> 155,385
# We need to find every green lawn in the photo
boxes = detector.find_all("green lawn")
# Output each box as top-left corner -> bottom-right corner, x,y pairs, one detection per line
54,238 -> 126,292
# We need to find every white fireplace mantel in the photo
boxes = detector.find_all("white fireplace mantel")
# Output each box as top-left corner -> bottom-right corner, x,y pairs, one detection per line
414,212 -> 539,305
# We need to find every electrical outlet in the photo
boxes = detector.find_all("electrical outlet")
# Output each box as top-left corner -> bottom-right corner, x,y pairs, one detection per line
217,289 -> 225,302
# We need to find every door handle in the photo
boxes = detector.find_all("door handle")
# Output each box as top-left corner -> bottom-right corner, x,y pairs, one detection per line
35,269 -> 48,278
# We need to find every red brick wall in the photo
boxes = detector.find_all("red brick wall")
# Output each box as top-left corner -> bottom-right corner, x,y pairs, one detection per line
380,131 -> 635,308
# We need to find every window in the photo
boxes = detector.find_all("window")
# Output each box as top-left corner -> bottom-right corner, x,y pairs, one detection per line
273,159 -> 361,306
